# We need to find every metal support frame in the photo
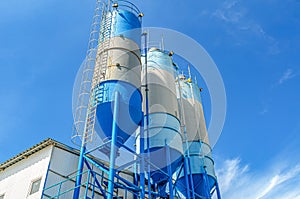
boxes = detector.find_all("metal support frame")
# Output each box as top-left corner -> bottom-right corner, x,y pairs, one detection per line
107,91 -> 120,199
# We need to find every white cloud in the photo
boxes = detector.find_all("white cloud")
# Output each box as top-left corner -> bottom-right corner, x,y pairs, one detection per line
214,158 -> 300,199
278,69 -> 296,85
211,0 -> 279,53
212,0 -> 244,24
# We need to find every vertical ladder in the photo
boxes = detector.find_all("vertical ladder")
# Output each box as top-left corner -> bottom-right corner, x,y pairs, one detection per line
72,0 -> 103,145
84,4 -> 113,143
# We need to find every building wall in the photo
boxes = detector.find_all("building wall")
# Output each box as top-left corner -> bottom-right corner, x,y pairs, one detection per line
43,146 -> 93,198
0,146 -> 52,199
0,142 -> 136,199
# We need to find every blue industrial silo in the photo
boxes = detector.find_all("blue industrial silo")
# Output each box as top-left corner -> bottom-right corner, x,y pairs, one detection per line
137,48 -> 184,198
92,3 -> 143,147
176,74 -> 219,199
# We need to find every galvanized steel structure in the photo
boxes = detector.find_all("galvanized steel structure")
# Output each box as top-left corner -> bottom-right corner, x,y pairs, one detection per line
42,0 -> 222,198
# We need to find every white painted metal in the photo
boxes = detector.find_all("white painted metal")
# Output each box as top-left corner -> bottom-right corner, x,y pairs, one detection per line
145,68 -> 179,117
96,36 -> 141,88
177,76 -> 208,143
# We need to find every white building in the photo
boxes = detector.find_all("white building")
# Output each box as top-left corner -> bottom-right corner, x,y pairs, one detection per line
0,138 -> 134,199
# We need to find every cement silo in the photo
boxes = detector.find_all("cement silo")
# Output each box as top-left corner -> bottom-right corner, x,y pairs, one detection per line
137,48 -> 183,198
46,0 -> 223,198
176,74 -> 219,198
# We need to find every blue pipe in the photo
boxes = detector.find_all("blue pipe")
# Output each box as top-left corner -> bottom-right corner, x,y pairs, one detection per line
166,141 -> 174,199
140,119 -> 145,199
216,182 -> 222,199
202,172 -> 211,199
134,161 -> 138,199
142,32 -> 152,199
187,155 -> 195,199
107,91 -> 120,199
183,156 -> 191,199
73,144 -> 86,199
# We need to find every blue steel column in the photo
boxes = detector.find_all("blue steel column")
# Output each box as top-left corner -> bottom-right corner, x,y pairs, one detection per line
216,182 -> 222,199
73,144 -> 86,199
177,74 -> 191,199
202,172 -> 212,199
142,32 -> 152,199
107,91 -> 120,199
166,141 -> 174,199
188,152 -> 196,198
183,157 -> 191,199
140,119 -> 145,199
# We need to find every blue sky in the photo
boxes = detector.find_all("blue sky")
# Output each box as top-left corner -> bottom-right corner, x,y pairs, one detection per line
1,0 -> 300,198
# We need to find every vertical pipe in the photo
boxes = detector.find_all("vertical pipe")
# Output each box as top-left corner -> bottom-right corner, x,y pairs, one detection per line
142,32 -> 152,199
215,182 -> 222,199
183,157 -> 191,199
166,142 -> 174,199
107,91 -> 120,199
134,160 -> 138,199
202,172 -> 211,199
140,119 -> 145,199
188,81 -> 197,199
73,144 -> 86,199
187,156 -> 195,199
84,170 -> 91,197
176,75 -> 191,199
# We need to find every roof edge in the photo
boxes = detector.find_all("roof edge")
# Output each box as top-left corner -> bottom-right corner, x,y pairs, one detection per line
0,138 -> 79,171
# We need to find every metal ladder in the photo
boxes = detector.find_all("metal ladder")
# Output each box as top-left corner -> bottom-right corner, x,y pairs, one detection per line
84,5 -> 114,143
72,0 -> 104,145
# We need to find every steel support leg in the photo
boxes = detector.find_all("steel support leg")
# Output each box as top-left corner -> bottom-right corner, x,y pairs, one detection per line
166,142 -> 174,199
187,157 -> 195,199
202,173 -> 211,199
107,92 -> 120,199
140,119 -> 145,199
183,156 -> 191,199
73,145 -> 86,199
134,161 -> 138,199
216,182 -> 222,199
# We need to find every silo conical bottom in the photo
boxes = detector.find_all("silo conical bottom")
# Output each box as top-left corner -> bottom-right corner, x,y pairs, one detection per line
177,174 -> 216,198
